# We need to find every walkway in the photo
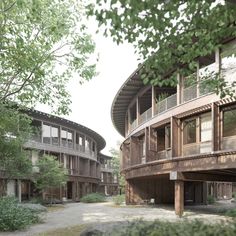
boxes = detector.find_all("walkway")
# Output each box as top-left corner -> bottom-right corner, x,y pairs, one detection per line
0,202 -> 230,236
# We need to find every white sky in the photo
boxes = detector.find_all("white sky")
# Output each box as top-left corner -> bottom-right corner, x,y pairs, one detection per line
38,18 -> 139,155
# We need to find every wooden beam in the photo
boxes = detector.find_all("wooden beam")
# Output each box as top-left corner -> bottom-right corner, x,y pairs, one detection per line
183,172 -> 236,182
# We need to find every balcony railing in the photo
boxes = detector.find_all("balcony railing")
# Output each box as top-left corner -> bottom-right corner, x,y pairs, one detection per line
128,79 -> 214,133
156,93 -> 177,115
222,136 -> 236,150
139,107 -> 152,124
157,149 -> 172,160
183,141 -> 212,156
130,119 -> 137,131
183,84 -> 197,102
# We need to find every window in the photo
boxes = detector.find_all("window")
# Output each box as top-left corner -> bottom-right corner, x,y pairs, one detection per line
31,120 -> 41,142
142,139 -> 146,157
67,131 -> 73,148
61,129 -> 67,147
42,124 -> 51,144
200,113 -> 212,142
165,126 -> 171,149
223,109 -> 236,137
184,119 -> 196,144
51,126 -> 59,145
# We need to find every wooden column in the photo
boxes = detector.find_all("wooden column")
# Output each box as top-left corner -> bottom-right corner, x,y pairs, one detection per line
17,180 -> 22,203
215,48 -> 221,73
128,109 -> 131,134
212,102 -> 220,151
175,180 -> 184,217
196,62 -> 200,98
177,73 -> 182,105
171,116 -> 180,158
136,97 -> 140,125
151,86 -> 156,116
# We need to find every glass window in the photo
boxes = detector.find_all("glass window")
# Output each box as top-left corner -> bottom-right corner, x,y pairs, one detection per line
184,119 -> 196,144
31,120 -> 41,142
157,128 -> 165,151
200,113 -> 212,142
51,126 -> 59,145
223,109 -> 236,137
67,130 -> 73,148
42,124 -> 51,144
142,139 -> 146,157
165,126 -> 171,149
61,129 -> 67,147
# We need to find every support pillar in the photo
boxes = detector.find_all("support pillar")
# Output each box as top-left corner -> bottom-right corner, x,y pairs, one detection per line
175,180 -> 184,217
136,97 -> 140,125
177,73 -> 182,105
17,180 -> 22,203
151,86 -> 156,116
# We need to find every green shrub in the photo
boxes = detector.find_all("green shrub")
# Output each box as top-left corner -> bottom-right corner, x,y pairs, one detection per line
207,195 -> 215,204
226,208 -> 236,217
80,193 -> 106,203
0,196 -> 41,231
103,220 -> 236,236
232,192 -> 236,199
113,194 -> 125,205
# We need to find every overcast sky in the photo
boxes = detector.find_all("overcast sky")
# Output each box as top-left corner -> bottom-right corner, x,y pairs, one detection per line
38,18 -> 139,155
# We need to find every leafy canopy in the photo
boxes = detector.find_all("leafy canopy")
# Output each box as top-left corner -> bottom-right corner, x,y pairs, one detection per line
89,0 -> 236,89
34,155 -> 67,191
0,0 -> 96,115
0,104 -> 33,179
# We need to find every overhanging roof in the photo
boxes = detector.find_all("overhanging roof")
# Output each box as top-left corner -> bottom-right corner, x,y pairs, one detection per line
111,67 -> 144,137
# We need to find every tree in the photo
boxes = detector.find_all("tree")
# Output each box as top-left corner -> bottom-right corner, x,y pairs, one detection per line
1,0 -> 96,115
34,155 -> 67,203
110,147 -> 125,190
89,0 -> 236,96
0,104 -> 32,179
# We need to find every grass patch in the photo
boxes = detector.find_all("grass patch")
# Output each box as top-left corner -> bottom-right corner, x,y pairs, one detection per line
37,224 -> 87,236
46,205 -> 65,212
80,193 -> 106,203
113,195 -> 125,206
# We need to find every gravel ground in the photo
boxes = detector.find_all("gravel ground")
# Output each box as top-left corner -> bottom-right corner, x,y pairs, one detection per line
0,202 -> 233,236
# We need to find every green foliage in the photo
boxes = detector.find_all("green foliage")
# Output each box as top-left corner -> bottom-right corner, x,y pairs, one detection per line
226,208 -> 236,218
80,193 -> 106,203
233,192 -> 236,199
113,194 -> 125,206
0,0 -> 96,115
0,103 -> 33,179
110,147 -> 125,188
34,155 -> 67,191
207,195 -> 216,205
91,0 -> 236,97
0,196 -> 41,231
103,220 -> 236,236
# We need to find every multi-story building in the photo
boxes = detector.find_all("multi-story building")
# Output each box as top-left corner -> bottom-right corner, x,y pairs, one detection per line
111,38 -> 236,216
0,110 -> 118,202
98,154 -> 119,196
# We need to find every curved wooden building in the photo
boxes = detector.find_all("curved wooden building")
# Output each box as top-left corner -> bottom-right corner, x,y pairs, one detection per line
111,38 -> 236,215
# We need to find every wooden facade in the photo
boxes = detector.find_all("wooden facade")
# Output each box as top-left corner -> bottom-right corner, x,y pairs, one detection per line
0,110 -> 118,202
111,38 -> 236,216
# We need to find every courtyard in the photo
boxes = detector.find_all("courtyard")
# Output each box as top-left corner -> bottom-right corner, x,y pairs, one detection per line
0,201 -> 233,236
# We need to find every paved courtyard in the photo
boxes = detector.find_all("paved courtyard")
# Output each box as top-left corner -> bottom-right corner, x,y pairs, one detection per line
0,202 -> 231,236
